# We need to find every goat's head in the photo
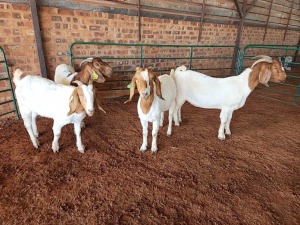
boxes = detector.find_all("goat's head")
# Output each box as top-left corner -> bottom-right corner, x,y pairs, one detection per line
249,55 -> 287,89
124,67 -> 163,104
77,57 -> 112,84
68,81 -> 95,116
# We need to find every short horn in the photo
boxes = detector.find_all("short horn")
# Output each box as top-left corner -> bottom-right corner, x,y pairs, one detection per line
251,56 -> 273,68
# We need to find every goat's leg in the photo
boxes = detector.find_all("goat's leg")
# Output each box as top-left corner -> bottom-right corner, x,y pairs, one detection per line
31,112 -> 39,137
22,111 -> 39,148
167,101 -> 176,136
160,112 -> 164,127
52,121 -> 63,153
151,120 -> 160,153
140,119 -> 148,152
74,121 -> 85,153
174,98 -> 185,126
218,109 -> 230,140
225,110 -> 234,136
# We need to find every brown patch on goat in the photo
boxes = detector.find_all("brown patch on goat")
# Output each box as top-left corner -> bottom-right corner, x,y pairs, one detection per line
248,58 -> 286,90
124,67 -> 163,115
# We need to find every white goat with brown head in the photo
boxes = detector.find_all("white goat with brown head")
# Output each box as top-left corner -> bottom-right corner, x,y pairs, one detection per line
172,55 -> 286,140
125,67 -> 177,153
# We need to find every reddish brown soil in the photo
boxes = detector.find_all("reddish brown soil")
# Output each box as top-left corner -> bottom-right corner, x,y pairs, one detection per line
0,95 -> 299,225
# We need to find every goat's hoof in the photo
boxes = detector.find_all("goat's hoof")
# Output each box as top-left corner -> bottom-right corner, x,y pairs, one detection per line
151,146 -> 158,153
78,149 -> 85,153
167,132 -> 172,136
218,135 -> 226,141
33,140 -> 40,148
225,131 -> 231,136
140,146 -> 147,152
34,132 -> 39,138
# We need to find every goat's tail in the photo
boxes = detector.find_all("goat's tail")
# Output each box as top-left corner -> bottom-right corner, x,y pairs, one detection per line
13,69 -> 24,86
170,69 -> 175,78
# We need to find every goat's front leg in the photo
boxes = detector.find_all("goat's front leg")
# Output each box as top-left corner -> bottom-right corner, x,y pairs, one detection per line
22,111 -> 39,148
52,121 -> 64,153
225,110 -> 233,136
218,109 -> 229,140
160,112 -> 164,127
151,120 -> 160,153
74,121 -> 85,153
140,119 -> 148,152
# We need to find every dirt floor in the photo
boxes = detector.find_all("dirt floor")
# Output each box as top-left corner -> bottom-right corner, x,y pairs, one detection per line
0,95 -> 299,225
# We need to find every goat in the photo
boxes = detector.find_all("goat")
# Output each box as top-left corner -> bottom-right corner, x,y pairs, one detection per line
125,67 -> 177,153
54,57 -> 112,85
172,55 -> 286,140
13,69 -> 95,153
55,57 -> 112,113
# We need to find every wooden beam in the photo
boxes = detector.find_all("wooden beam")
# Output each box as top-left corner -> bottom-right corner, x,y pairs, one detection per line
138,0 -> 141,42
198,0 -> 206,42
263,0 -> 273,41
28,0 -> 47,78
283,0 -> 294,41
234,0 -> 244,19
245,0 -> 257,16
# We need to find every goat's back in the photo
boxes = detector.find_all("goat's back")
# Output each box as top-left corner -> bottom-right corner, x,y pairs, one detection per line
174,68 -> 252,109
15,75 -> 74,118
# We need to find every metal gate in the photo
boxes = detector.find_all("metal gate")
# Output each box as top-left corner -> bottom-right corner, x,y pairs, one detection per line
238,44 -> 300,105
0,46 -> 19,119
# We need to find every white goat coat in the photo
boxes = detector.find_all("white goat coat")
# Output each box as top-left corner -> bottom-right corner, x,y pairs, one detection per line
137,74 -> 177,153
174,67 -> 252,110
54,64 -> 77,85
138,75 -> 177,122
15,75 -> 86,123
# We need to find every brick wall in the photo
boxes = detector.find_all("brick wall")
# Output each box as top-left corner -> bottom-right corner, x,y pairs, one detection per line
0,2 -> 299,118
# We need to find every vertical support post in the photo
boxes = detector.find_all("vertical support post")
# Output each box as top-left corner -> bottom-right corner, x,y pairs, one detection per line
140,45 -> 143,67
197,0 -> 205,42
138,0 -> 142,42
283,0 -> 294,41
232,0 -> 244,75
28,0 -> 47,78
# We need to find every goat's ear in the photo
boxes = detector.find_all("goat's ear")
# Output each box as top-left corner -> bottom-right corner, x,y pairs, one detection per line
67,88 -> 80,116
135,67 -> 140,71
259,64 -> 272,87
153,75 -> 164,100
124,76 -> 136,104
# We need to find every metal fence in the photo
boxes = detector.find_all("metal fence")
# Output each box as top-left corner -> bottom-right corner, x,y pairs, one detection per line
0,46 -> 19,119
238,44 -> 300,105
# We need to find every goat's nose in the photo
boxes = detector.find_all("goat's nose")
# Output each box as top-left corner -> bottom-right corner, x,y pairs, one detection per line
142,91 -> 148,98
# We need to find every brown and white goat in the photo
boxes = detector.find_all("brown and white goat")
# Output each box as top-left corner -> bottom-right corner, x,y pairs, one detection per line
55,57 -> 113,113
172,55 -> 286,140
125,67 -> 177,153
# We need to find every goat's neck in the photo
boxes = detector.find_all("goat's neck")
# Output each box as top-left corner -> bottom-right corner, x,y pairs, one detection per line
140,94 -> 154,114
74,69 -> 90,84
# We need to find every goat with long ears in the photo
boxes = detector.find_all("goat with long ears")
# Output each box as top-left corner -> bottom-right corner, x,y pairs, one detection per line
55,57 -> 112,114
125,67 -> 177,153
13,69 -> 95,153
172,55 -> 286,140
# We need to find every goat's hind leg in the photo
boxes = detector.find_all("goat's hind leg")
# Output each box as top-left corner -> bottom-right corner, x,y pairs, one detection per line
31,112 -> 39,137
225,110 -> 233,136
22,111 -> 40,148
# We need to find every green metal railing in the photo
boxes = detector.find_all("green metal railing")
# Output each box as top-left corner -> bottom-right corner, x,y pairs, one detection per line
238,44 -> 300,105
68,42 -> 240,98
69,42 -> 240,74
0,46 -> 19,119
